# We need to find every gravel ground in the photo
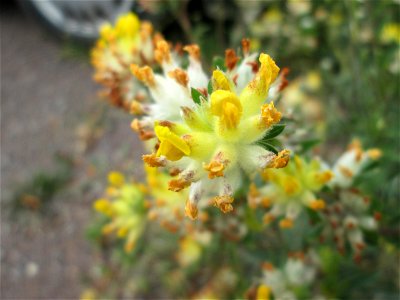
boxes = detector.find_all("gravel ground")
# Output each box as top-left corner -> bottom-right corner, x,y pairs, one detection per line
1,4 -> 143,299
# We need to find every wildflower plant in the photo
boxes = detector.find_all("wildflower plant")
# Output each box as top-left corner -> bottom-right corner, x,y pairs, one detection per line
86,11 -> 395,300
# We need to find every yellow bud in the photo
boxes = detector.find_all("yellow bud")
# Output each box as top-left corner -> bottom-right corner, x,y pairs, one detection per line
115,13 -> 140,38
247,53 -> 279,97
212,70 -> 232,91
259,53 -> 280,82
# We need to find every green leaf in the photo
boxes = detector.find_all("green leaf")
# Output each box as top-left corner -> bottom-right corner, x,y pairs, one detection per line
253,124 -> 285,153
263,124 -> 286,140
212,56 -> 226,71
191,88 -> 203,105
256,141 -> 279,154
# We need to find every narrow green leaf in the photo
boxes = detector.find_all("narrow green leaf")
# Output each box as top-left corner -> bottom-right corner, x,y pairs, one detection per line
263,124 -> 286,140
191,88 -> 203,105
254,124 -> 285,153
256,141 -> 279,154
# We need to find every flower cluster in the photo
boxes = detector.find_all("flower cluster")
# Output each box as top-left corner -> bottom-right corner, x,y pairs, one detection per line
321,189 -> 380,261
91,13 -> 159,110
252,155 -> 332,228
93,171 -> 147,253
321,140 -> 382,259
131,39 -> 290,219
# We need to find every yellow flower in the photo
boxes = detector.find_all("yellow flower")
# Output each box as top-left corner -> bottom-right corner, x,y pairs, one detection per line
155,125 -> 191,161
210,90 -> 243,130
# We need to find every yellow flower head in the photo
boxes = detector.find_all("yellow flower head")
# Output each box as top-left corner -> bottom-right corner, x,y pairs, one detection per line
93,172 -> 146,252
91,12 -> 158,110
260,155 -> 333,226
134,40 -> 289,217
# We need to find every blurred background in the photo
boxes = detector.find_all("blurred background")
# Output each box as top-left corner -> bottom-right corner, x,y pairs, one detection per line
1,0 -> 399,298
